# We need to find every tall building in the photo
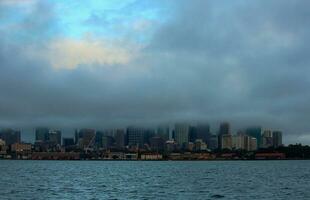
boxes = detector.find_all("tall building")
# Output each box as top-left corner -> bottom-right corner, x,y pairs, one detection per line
114,129 -> 126,149
222,134 -> 232,150
127,126 -> 145,147
174,123 -> 189,146
208,134 -> 218,150
250,137 -> 257,151
76,129 -> 96,149
35,128 -> 49,142
232,135 -> 245,150
273,131 -> 283,148
63,138 -> 75,147
218,122 -> 230,149
0,129 -> 21,146
261,130 -> 273,149
189,126 -> 198,142
157,126 -> 169,141
102,135 -> 114,150
48,130 -> 61,146
196,124 -> 211,143
245,127 -> 262,149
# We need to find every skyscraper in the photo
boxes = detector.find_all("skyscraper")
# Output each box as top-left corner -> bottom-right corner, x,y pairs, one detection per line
0,129 -> 21,146
273,131 -> 283,148
48,130 -> 61,146
245,127 -> 262,149
174,123 -> 189,147
196,124 -> 211,143
157,126 -> 170,141
127,126 -> 145,147
35,128 -> 49,142
261,130 -> 273,148
76,129 -> 96,149
114,129 -> 126,149
218,122 -> 230,149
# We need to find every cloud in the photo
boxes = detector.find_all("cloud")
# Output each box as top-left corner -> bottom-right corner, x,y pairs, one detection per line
32,37 -> 140,70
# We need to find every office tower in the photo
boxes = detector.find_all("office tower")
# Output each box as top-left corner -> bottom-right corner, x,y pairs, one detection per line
189,126 -> 198,142
127,126 -> 145,147
0,129 -> 21,146
95,131 -> 104,148
245,127 -> 262,149
219,122 -> 230,135
232,135 -> 245,150
196,124 -> 211,143
76,129 -> 96,149
208,134 -> 218,150
62,138 -> 75,147
218,122 -> 230,149
144,129 -> 156,145
0,139 -> 6,153
48,130 -> 61,146
222,134 -> 232,150
102,135 -> 114,150
174,123 -> 189,146
114,129 -> 126,149
261,130 -> 273,148
272,131 -> 283,148
35,128 -> 49,142
157,126 -> 170,141
250,137 -> 257,151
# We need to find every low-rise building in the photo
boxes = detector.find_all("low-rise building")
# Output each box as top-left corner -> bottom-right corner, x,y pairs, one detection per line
140,154 -> 163,160
11,143 -> 32,153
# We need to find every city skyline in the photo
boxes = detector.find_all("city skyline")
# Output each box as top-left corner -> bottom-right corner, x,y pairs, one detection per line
1,1 -> 310,146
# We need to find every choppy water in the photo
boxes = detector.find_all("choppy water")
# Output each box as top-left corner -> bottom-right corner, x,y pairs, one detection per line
0,160 -> 310,199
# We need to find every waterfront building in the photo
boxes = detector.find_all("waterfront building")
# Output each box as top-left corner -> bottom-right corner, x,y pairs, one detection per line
174,123 -> 190,147
11,143 -> 32,153
165,140 -> 177,152
273,131 -> 283,148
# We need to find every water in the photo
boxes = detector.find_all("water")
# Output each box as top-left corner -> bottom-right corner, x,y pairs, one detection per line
0,160 -> 310,199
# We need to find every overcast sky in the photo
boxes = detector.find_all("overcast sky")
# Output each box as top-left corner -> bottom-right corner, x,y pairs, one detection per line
1,0 -> 310,144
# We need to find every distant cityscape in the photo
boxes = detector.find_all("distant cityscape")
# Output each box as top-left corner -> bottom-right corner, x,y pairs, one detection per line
0,122 -> 309,160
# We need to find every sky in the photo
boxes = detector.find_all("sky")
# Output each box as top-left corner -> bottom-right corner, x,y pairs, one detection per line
0,0 -> 310,144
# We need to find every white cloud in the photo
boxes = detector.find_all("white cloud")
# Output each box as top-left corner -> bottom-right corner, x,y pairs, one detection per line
29,37 -> 140,70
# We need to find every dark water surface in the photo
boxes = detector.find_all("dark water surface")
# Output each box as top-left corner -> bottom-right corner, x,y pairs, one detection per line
0,160 -> 310,199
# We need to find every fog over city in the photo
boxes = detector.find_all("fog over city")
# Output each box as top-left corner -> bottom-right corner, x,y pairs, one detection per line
0,0 -> 310,144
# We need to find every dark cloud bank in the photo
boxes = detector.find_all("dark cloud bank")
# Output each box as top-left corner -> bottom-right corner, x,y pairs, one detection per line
1,0 -> 310,144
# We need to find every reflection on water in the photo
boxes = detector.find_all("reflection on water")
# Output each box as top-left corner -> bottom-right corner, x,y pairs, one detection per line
0,160 -> 310,199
